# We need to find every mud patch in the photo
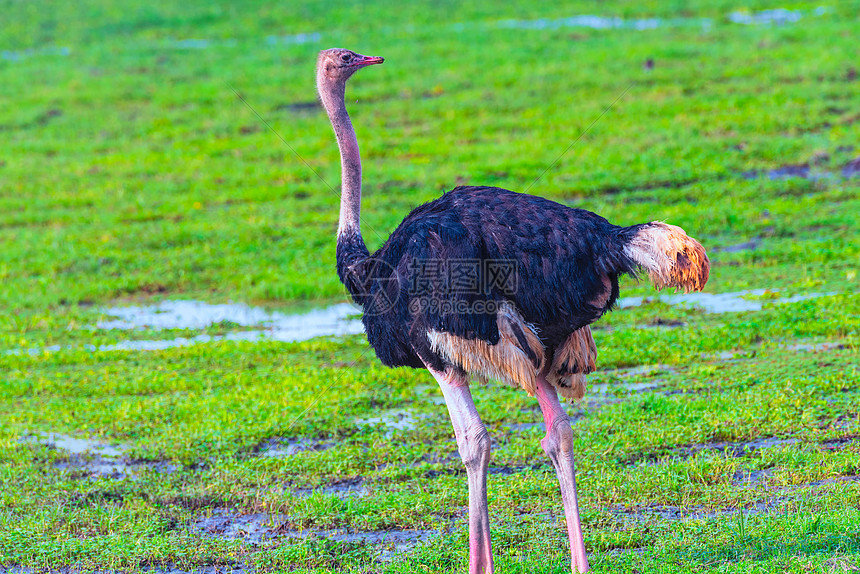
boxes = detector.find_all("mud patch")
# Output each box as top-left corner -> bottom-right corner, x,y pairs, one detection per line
293,477 -> 369,499
488,464 -> 538,475
603,364 -> 676,380
195,509 -> 286,544
21,432 -> 178,479
628,436 -> 801,467
1,567 -> 248,574
712,340 -> 850,360
677,437 -> 799,460
194,508 -> 437,559
819,436 -> 859,451
590,380 -> 664,395
783,341 -> 847,352
732,468 -> 774,487
638,317 -> 687,329
843,157 -> 860,178
767,163 -> 812,179
275,101 -> 321,115
256,437 -> 335,458
741,161 -> 850,182
806,475 -> 860,487
713,238 -> 762,253
610,500 -> 775,522
588,365 -> 671,398
614,475 -> 858,523
503,422 -> 545,433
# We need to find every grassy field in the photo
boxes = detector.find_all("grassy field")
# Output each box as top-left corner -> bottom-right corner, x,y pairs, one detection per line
1,0 -> 859,572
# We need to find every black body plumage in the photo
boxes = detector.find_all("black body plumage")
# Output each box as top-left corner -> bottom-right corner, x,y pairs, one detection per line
336,186 -> 644,372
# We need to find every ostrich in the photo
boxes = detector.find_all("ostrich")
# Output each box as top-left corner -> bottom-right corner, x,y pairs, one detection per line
316,48 -> 709,574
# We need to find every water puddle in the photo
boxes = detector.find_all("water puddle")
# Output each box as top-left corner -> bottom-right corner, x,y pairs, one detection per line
165,33 -> 319,50
168,39 -> 221,50
26,431 -> 126,457
494,15 -> 671,31
90,301 -> 363,351
21,288 -> 838,355
100,300 -> 330,330
21,432 -> 177,479
1,46 -> 70,62
617,289 -> 834,314
710,350 -> 742,360
265,32 -> 322,45
728,7 -> 827,25
195,508 -> 437,558
482,7 -> 826,34
783,341 -> 847,352
354,408 -> 422,435
3,30 -> 321,66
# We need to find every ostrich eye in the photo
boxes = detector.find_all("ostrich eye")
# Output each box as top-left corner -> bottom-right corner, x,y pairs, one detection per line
340,54 -> 351,63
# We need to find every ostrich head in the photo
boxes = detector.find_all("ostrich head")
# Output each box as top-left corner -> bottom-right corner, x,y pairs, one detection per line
316,48 -> 384,94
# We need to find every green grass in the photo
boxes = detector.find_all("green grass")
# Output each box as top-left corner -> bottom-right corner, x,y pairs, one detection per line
1,0 -> 859,572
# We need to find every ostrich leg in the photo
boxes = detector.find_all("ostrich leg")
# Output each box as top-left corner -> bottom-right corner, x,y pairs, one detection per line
428,366 -> 494,574
535,375 -> 590,573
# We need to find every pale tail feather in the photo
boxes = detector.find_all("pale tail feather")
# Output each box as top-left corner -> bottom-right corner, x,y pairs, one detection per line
623,222 -> 710,293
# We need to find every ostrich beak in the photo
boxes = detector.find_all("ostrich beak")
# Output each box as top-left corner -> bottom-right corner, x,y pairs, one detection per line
357,55 -> 384,66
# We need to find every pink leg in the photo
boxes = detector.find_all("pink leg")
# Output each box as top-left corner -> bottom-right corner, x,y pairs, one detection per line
428,366 -> 494,574
535,375 -> 590,573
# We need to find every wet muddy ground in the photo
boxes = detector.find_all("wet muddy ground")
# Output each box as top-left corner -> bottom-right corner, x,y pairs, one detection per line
194,508 -> 438,560
10,288 -> 835,357
24,337 -> 853,564
4,0 -> 859,570
741,156 -> 860,182
4,7 -> 837,68
20,432 -> 178,480
92,301 -> 364,351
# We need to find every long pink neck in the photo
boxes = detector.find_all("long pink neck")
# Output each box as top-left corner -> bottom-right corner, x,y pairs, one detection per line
319,79 -> 362,236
